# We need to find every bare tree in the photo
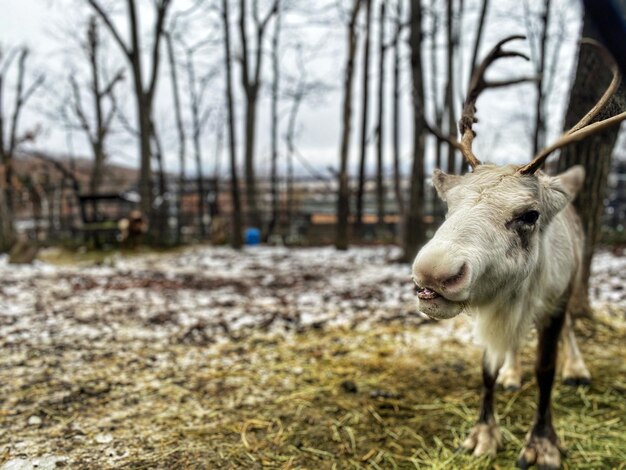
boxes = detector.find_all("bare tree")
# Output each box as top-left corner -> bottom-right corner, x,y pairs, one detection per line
444,0 -> 456,174
375,0 -> 387,234
336,0 -> 363,250
557,12 -> 626,317
282,45 -> 330,236
468,0 -> 489,76
222,0 -> 243,248
427,0 -> 446,217
61,17 -> 124,194
149,118 -> 169,240
165,30 -> 186,244
0,47 -> 44,251
268,0 -> 283,240
391,0 -> 405,220
355,0 -> 373,232
181,42 -> 216,239
402,0 -> 426,261
532,0 -> 552,156
238,0 -> 280,228
87,0 -> 172,228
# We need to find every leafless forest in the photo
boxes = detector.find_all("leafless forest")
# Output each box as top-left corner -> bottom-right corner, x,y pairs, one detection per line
0,0 -> 625,468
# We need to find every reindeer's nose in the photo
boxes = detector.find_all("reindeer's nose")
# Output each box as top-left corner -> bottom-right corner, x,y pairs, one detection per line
412,245 -> 470,301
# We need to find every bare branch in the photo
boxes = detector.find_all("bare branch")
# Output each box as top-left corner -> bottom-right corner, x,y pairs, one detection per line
69,74 -> 92,135
99,69 -> 125,99
8,49 -> 44,156
86,0 -> 132,58
147,0 -> 172,102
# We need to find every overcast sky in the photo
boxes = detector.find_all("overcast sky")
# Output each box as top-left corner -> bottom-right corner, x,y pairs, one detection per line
0,0 -> 595,180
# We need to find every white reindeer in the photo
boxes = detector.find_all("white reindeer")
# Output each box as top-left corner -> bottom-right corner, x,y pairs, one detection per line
411,36 -> 626,468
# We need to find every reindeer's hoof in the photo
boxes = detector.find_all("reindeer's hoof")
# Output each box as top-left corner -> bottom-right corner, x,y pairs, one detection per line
516,434 -> 561,469
497,369 -> 522,391
461,421 -> 501,457
563,376 -> 591,387
562,361 -> 591,387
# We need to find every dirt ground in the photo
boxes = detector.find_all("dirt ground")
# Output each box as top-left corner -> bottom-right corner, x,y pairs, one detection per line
0,246 -> 625,469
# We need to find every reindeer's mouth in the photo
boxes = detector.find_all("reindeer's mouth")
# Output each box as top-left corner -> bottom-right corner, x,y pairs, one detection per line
416,287 -> 441,300
414,285 -> 463,320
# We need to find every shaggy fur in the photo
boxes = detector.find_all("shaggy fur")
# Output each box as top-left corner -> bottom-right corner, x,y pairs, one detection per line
413,164 -> 584,373
411,164 -> 589,467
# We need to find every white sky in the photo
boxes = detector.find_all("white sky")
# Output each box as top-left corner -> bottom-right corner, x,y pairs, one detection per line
0,0 -> 589,180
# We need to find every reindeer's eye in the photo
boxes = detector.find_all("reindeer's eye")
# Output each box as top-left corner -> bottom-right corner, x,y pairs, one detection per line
518,210 -> 539,225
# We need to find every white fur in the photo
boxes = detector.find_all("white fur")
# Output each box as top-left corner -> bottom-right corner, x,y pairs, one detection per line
413,164 -> 585,374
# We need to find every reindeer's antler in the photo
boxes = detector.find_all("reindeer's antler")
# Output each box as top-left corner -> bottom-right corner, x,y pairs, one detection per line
430,35 -> 538,169
519,39 -> 626,175
460,35 -> 538,168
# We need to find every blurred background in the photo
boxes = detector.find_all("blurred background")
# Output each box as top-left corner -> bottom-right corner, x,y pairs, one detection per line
0,0 -> 623,256
0,0 -> 625,468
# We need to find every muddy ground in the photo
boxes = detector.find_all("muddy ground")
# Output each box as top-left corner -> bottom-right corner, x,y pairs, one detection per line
0,246 -> 625,469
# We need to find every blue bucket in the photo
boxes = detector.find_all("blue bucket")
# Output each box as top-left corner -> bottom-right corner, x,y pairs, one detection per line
244,227 -> 261,246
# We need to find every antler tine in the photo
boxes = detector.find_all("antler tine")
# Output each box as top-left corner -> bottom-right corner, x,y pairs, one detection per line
459,35 -> 538,169
519,39 -> 626,175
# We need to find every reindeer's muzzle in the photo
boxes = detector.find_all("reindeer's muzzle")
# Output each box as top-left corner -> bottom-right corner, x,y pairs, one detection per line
412,244 -> 470,320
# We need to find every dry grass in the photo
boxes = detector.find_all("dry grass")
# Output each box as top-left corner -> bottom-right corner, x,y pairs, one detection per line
1,310 -> 625,469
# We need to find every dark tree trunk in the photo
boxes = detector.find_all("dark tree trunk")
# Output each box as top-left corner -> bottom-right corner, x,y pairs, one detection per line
151,122 -> 169,241
243,90 -> 259,227
192,118 -> 206,238
284,85 -> 303,237
0,47 -> 43,252
428,0 -> 445,218
532,0 -> 551,156
336,0 -> 362,251
238,0 -> 279,230
392,0 -> 405,220
356,0 -> 373,233
376,0 -> 387,234
268,0 -> 282,240
222,0 -> 243,248
0,189 -> 15,252
87,18 -> 105,194
445,0 -> 456,174
87,0 -> 171,233
403,0 -> 426,262
557,13 -> 626,317
461,0 -> 489,175
469,0 -> 489,76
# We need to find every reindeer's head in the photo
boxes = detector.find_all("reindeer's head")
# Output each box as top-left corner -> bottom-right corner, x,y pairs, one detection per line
412,36 -> 626,320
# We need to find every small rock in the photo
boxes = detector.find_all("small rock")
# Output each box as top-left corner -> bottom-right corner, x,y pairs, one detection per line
1,456 -> 66,470
369,389 -> 402,399
340,380 -> 358,393
94,433 -> 113,444
27,415 -> 42,426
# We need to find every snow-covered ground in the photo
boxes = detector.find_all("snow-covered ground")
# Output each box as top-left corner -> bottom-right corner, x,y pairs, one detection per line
0,246 -> 624,354
0,246 -> 624,469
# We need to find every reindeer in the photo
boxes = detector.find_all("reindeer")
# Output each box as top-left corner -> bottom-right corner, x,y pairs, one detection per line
411,36 -> 626,468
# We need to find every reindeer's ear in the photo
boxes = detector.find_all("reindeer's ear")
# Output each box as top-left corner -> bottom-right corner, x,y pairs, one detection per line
540,175 -> 572,221
432,169 -> 461,201
556,165 -> 585,198
540,166 -> 585,221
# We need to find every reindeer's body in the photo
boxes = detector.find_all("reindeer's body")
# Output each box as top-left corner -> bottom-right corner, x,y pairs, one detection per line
409,36 -> 625,468
413,164 -> 589,467
474,167 -> 585,369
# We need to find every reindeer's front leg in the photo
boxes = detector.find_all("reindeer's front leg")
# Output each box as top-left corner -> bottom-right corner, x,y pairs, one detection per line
561,313 -> 591,386
462,353 -> 502,457
498,348 -> 522,390
517,308 -> 566,469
